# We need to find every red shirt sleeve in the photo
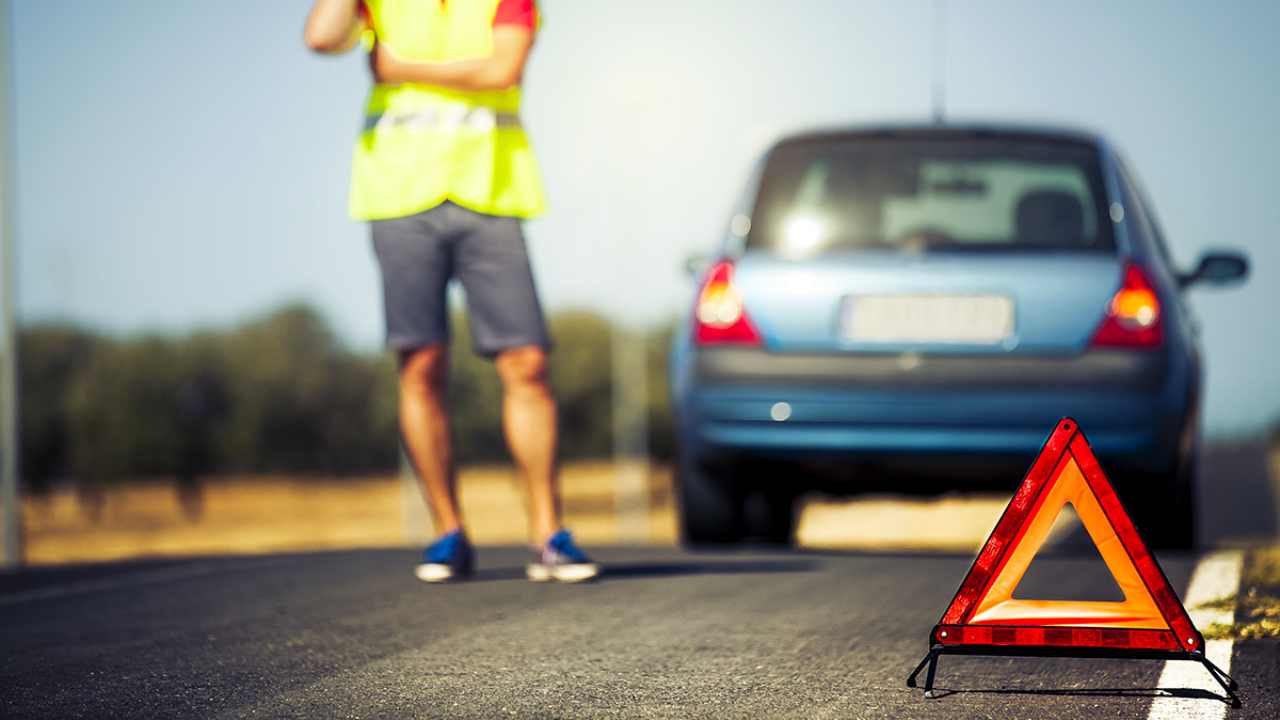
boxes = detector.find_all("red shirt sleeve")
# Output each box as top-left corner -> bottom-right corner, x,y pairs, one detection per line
493,0 -> 537,29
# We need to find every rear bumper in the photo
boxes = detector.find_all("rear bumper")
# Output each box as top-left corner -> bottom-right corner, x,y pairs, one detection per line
694,346 -> 1169,392
678,347 -> 1189,473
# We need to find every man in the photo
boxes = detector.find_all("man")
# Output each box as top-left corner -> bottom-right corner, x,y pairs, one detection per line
304,0 -> 597,583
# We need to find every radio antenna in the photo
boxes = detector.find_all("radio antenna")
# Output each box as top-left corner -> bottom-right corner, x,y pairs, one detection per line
931,0 -> 947,125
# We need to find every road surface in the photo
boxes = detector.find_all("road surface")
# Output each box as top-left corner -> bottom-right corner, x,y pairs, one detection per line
2,442 -> 1276,718
0,543 -> 1274,719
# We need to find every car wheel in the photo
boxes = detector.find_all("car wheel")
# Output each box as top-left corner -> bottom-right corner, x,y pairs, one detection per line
742,487 -> 798,546
676,447 -> 745,546
1126,455 -> 1197,551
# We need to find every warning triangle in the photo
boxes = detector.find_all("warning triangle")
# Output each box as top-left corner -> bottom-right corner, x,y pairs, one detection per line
932,417 -> 1201,654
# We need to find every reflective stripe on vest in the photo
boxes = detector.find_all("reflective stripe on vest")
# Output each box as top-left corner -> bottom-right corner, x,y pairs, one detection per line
362,108 -> 523,134
349,0 -> 546,221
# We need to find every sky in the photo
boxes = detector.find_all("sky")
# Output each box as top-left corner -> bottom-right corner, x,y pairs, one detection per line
8,0 -> 1280,435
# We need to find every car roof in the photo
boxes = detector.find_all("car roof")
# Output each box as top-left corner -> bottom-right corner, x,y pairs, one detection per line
775,120 -> 1111,152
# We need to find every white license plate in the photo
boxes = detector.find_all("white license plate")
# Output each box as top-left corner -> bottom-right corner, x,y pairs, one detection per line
842,294 -> 1014,344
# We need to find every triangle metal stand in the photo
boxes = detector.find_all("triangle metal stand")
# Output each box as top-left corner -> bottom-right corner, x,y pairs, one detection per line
906,641 -> 1240,708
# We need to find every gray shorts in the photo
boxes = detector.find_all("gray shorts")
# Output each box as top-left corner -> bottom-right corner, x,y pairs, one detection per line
370,202 -> 551,357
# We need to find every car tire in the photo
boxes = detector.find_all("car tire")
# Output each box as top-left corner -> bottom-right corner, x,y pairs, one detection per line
676,447 -> 745,546
742,487 -> 798,546
1126,455 -> 1197,551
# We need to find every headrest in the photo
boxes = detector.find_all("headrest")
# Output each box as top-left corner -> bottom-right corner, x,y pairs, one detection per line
1015,190 -> 1085,247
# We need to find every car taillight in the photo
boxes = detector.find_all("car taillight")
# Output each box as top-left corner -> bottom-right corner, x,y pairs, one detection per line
694,260 -> 762,345
1090,263 -> 1163,348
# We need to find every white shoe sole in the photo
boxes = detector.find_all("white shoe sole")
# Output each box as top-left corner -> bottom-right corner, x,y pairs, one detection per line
526,563 -> 599,583
415,563 -> 456,583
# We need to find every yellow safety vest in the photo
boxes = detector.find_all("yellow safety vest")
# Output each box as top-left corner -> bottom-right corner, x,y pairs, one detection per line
349,0 -> 546,221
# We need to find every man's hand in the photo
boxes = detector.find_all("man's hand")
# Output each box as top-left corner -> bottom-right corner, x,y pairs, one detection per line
304,0 -> 364,54
368,26 -> 535,91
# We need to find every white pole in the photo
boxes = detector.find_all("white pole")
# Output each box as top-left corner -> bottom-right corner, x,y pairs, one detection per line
1,0 -> 24,569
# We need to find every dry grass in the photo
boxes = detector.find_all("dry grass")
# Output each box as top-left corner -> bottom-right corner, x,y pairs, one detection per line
22,462 -> 677,565
19,460 -> 1150,566
1201,544 -> 1280,641
796,494 -> 1010,551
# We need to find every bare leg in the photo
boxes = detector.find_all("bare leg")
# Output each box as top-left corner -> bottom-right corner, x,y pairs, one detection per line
495,346 -> 559,545
399,345 -> 462,535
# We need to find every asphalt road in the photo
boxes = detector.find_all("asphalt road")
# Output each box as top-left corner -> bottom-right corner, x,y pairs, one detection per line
0,542 -> 1273,720
2,443 -> 1276,719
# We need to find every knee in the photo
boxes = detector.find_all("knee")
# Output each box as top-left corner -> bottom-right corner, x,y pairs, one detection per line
496,346 -> 550,390
399,345 -> 449,395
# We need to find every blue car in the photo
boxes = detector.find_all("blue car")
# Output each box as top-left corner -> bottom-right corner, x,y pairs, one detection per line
669,123 -> 1248,549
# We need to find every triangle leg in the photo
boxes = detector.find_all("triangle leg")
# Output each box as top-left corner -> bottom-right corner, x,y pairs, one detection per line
905,651 -> 932,689
1197,656 -> 1241,708
906,646 -> 943,698
1198,654 -> 1239,692
923,651 -> 940,699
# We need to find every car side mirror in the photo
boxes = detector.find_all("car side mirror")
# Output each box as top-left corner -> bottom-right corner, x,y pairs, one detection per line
684,253 -> 711,278
1179,251 -> 1249,288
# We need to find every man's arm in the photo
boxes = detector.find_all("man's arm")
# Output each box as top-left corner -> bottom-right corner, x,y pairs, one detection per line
372,26 -> 535,91
304,0 -> 365,54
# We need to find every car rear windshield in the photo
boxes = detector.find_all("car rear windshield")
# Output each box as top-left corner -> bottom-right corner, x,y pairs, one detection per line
748,135 -> 1115,257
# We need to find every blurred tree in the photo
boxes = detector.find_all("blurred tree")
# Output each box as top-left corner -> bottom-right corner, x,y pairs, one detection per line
645,323 -> 675,462
218,304 -> 336,472
21,303 -> 674,498
17,325 -> 98,494
173,333 -> 230,518
218,303 -> 398,474
546,311 -> 614,461
66,335 -> 188,515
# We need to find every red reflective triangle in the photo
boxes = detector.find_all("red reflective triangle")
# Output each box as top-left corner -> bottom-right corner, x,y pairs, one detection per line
931,418 -> 1202,654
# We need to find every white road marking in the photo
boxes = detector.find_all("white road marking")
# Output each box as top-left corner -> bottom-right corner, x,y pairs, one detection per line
0,557 -> 285,608
1147,549 -> 1243,719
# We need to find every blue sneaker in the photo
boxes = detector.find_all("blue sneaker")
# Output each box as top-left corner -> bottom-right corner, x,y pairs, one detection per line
414,530 -> 474,583
527,530 -> 599,583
